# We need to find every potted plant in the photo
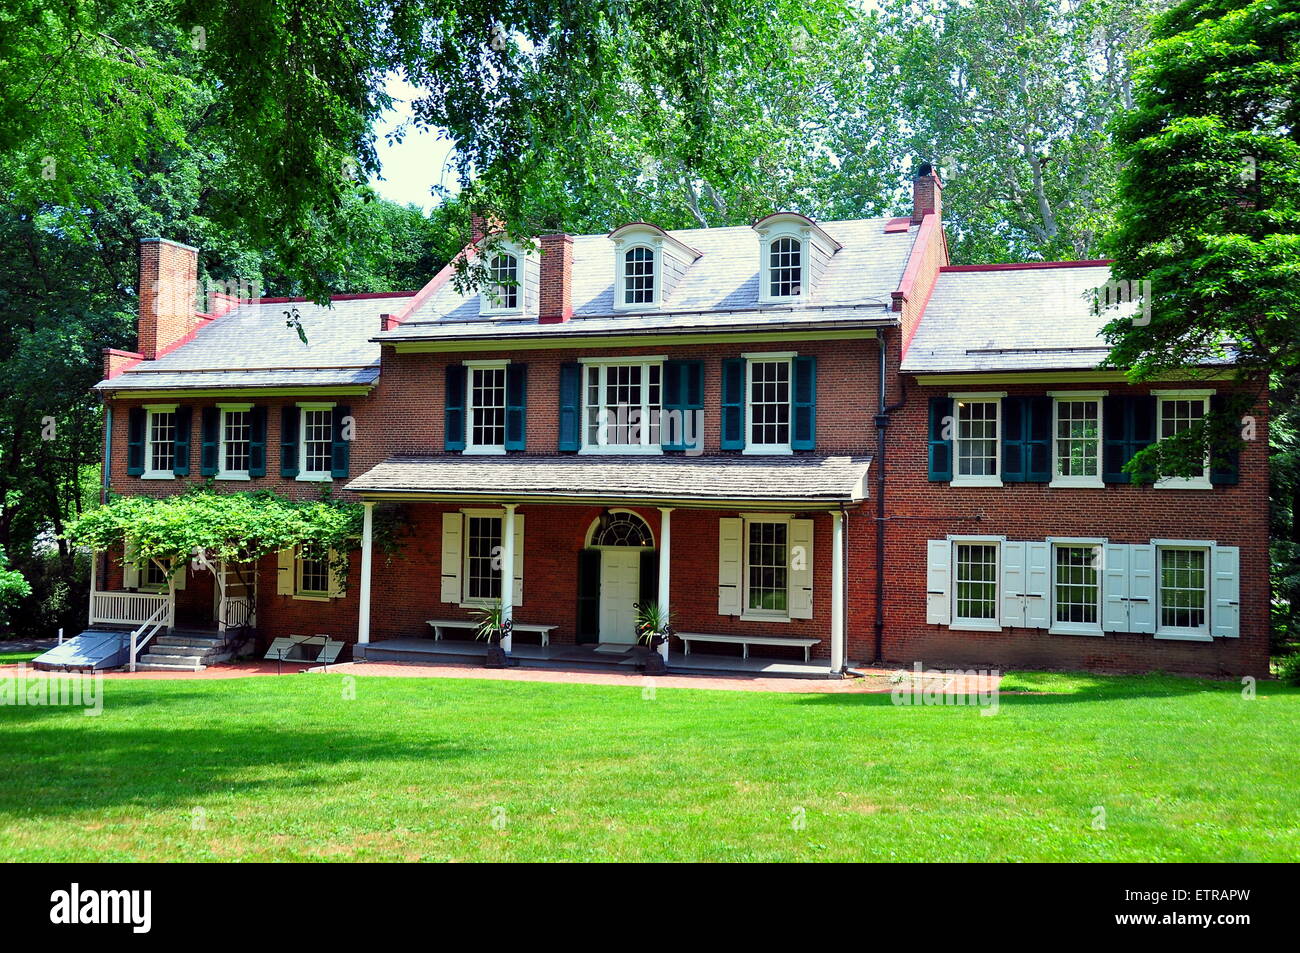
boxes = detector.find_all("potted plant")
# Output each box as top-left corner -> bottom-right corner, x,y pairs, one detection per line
470,600 -> 511,668
635,600 -> 672,675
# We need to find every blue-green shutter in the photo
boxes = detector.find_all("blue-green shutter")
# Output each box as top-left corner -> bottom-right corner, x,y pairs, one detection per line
792,356 -> 817,451
1001,397 -> 1027,481
1209,394 -> 1240,485
1103,395 -> 1158,484
280,406 -> 299,478
558,362 -> 581,452
200,407 -> 220,476
662,360 -> 703,452
331,405 -> 351,478
248,406 -> 268,477
575,548 -> 601,643
720,358 -> 745,450
444,364 -> 466,452
505,363 -> 528,451
1002,397 -> 1051,483
126,407 -> 146,476
928,396 -> 953,481
172,406 -> 192,476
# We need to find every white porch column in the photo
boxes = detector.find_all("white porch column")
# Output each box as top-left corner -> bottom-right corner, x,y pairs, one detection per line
500,503 -> 517,653
657,507 -> 673,661
87,549 -> 97,624
830,510 -> 845,674
357,502 -> 375,644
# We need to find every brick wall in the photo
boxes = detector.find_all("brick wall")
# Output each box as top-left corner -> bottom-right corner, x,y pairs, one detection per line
137,239 -> 199,360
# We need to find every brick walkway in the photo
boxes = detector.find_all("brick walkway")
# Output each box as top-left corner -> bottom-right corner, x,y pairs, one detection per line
0,658 -> 1004,694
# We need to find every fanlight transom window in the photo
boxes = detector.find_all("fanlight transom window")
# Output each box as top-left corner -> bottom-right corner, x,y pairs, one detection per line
623,246 -> 655,305
768,237 -> 803,298
590,511 -> 654,548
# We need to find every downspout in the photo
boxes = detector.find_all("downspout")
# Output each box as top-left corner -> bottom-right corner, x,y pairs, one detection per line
874,329 -> 906,665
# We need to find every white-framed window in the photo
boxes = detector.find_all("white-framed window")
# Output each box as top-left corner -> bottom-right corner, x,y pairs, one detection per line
144,405 -> 177,479
483,251 -> 520,314
953,539 -> 1000,629
1155,390 -> 1213,489
463,512 -> 503,604
744,517 -> 790,620
143,559 -> 169,591
1051,394 -> 1104,487
1156,544 -> 1210,636
218,403 -> 252,479
466,361 -> 508,453
298,404 -> 334,480
1051,542 -> 1102,634
952,393 -> 1004,486
581,359 -> 662,453
622,245 -> 656,306
767,237 -> 803,299
745,354 -> 793,453
296,546 -> 331,597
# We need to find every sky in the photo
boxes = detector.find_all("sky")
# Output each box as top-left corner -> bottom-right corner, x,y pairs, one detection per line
367,75 -> 459,212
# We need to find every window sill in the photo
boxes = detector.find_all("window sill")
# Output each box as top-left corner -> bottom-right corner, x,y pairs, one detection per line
579,446 -> 663,456
739,612 -> 792,624
216,472 -> 251,481
1155,477 -> 1212,491
1049,477 -> 1104,489
951,476 -> 1002,488
949,621 -> 1002,633
292,593 -> 330,602
464,447 -> 507,456
296,473 -> 333,483
1154,629 -> 1213,642
141,472 -> 175,481
1048,625 -> 1104,637
742,446 -> 793,456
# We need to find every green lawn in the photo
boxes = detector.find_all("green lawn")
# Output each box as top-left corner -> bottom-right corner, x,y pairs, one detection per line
0,651 -> 39,664
0,669 -> 1296,861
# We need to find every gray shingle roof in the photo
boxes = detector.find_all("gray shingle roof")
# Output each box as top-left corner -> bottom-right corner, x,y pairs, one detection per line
95,295 -> 413,392
347,454 -> 872,506
385,218 -> 916,341
900,264 -> 1123,373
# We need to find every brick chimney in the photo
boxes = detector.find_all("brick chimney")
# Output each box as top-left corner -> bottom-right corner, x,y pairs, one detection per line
137,238 -> 199,359
538,233 -> 574,324
911,162 -> 943,224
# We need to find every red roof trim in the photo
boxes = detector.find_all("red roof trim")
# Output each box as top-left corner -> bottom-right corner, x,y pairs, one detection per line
883,217 -> 912,234
252,290 -> 419,304
940,259 -> 1113,273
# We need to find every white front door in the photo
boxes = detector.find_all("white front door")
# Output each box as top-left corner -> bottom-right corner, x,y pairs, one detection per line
599,550 -> 641,644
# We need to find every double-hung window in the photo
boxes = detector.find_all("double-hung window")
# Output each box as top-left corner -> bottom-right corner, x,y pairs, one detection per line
484,252 -> 520,314
745,518 -> 789,619
746,356 -> 792,453
299,406 -> 334,480
1051,543 -> 1102,634
219,405 -> 252,479
1157,545 -> 1210,636
1051,395 -> 1103,487
466,362 -> 508,453
144,406 -> 177,478
953,540 -> 1000,629
623,246 -> 656,305
952,394 -> 1002,486
296,546 -> 331,598
767,237 -> 803,299
1155,390 -> 1212,489
582,360 -> 662,452
463,514 -> 503,603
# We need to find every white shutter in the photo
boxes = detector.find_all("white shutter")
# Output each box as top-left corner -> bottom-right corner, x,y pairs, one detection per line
926,539 -> 951,625
1212,546 -> 1240,638
1128,543 -> 1156,634
276,548 -> 294,596
1001,541 -> 1026,627
788,518 -> 814,619
441,512 -> 464,604
1102,543 -> 1130,632
1024,542 -> 1051,629
718,518 -> 743,616
328,549 -> 346,598
123,538 -> 141,589
512,514 -> 525,606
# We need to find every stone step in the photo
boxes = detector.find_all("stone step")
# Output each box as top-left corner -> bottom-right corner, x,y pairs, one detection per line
155,634 -> 229,649
138,650 -> 231,669
133,660 -> 206,672
149,642 -> 227,658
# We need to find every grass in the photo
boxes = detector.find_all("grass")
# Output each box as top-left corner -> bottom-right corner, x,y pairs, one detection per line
0,651 -> 39,664
0,669 -> 1296,861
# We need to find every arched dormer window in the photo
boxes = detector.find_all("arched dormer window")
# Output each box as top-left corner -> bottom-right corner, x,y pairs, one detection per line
753,212 -> 841,305
623,246 -> 655,305
485,252 -> 520,313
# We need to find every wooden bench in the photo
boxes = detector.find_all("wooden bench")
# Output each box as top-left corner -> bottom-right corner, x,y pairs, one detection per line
676,632 -> 821,662
426,618 -> 557,647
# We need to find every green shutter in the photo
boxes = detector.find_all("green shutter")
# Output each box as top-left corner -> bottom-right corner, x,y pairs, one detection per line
1102,396 -> 1129,483
248,406 -> 267,477
576,548 -> 601,643
720,358 -> 745,450
200,406 -> 219,476
126,407 -> 146,476
505,363 -> 527,451
444,364 -> 466,452
172,406 -> 192,476
558,362 -> 581,452
792,355 -> 817,451
662,360 -> 703,452
1026,396 -> 1052,482
280,406 -> 299,478
331,405 -> 351,479
639,549 -> 659,608
928,396 -> 953,481
1209,394 -> 1240,485
1001,397 -> 1026,481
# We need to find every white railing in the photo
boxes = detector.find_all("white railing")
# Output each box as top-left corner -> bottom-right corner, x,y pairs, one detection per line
129,601 -> 172,672
92,591 -> 171,627
220,596 -> 255,630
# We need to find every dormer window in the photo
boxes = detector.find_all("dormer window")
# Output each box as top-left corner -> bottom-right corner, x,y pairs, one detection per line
623,246 -> 656,305
476,237 -> 535,318
752,212 -> 841,305
608,222 -> 702,312
484,252 -> 520,313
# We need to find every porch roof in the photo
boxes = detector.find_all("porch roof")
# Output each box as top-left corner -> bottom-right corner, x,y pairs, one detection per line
346,454 -> 871,508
